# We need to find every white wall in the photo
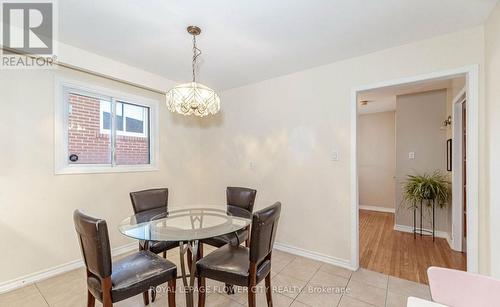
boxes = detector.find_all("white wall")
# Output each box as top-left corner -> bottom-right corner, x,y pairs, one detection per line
394,90 -> 449,233
199,27 -> 486,269
358,111 -> 396,211
0,67 -> 201,285
485,1 -> 500,278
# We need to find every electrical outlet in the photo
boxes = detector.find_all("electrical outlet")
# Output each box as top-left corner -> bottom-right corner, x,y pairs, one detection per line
408,152 -> 415,160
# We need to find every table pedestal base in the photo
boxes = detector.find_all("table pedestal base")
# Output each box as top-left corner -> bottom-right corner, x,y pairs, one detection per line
179,240 -> 199,307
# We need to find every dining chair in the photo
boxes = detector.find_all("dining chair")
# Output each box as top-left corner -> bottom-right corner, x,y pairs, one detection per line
201,187 -> 257,250
196,202 -> 281,307
195,187 -> 257,293
73,210 -> 177,307
130,188 -> 178,257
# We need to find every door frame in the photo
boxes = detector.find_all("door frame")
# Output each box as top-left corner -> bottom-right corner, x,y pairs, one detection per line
451,88 -> 466,252
350,65 -> 479,273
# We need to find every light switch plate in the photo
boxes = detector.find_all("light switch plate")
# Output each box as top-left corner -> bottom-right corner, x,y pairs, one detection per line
332,151 -> 339,161
408,152 -> 415,159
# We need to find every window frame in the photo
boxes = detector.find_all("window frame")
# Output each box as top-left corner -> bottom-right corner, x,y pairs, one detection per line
55,78 -> 159,174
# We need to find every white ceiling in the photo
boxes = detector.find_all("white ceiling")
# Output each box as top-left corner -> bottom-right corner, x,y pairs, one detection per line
58,0 -> 497,90
357,78 -> 464,114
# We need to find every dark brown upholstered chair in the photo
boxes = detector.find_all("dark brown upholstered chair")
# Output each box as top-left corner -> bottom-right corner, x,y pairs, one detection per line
73,210 -> 177,307
196,202 -> 281,307
202,187 -> 257,249
130,188 -> 177,257
195,187 -> 257,293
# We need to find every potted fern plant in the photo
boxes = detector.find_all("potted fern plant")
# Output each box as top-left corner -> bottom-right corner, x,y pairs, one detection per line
401,171 -> 451,240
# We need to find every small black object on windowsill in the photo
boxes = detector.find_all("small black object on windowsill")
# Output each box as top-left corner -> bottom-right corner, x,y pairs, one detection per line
69,154 -> 79,162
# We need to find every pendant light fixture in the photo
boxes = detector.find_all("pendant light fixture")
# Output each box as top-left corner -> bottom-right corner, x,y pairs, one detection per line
166,26 -> 220,117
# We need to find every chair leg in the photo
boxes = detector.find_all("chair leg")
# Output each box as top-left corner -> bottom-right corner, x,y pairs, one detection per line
198,277 -> 206,307
198,242 -> 204,259
168,278 -> 176,307
142,291 -> 149,305
163,251 -> 167,258
187,249 -> 193,272
248,284 -> 256,307
248,262 -> 257,307
102,277 -> 113,307
265,274 -> 273,307
87,290 -> 95,307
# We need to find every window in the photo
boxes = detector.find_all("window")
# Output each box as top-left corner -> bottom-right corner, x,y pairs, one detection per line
100,101 -> 149,137
55,80 -> 158,174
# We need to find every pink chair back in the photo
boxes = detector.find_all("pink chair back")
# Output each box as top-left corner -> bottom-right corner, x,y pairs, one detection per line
427,266 -> 500,307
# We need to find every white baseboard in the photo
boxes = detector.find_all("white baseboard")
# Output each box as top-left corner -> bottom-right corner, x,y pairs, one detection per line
359,205 -> 395,213
446,235 -> 453,249
274,242 -> 355,271
393,224 -> 451,242
0,242 -> 137,294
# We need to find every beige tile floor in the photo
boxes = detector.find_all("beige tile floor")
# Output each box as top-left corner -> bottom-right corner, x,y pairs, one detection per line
0,246 -> 431,307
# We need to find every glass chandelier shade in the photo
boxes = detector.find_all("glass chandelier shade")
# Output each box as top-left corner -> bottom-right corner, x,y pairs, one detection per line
166,82 -> 220,117
167,26 -> 220,117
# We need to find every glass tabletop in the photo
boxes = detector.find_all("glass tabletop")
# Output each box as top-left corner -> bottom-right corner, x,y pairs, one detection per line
118,206 -> 252,242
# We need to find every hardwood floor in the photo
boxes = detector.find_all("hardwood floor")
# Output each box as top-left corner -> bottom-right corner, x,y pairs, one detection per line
359,209 -> 466,284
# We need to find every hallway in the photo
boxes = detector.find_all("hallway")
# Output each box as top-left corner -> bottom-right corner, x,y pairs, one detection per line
359,210 -> 466,284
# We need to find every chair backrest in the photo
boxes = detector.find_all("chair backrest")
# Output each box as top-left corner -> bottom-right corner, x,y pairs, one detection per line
226,187 -> 257,214
73,210 -> 112,279
249,202 -> 281,264
130,188 -> 169,214
428,266 -> 500,307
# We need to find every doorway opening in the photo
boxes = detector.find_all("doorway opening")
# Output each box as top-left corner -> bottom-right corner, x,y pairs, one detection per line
350,66 -> 479,284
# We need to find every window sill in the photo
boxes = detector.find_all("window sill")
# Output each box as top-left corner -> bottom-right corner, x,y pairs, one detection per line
54,164 -> 159,175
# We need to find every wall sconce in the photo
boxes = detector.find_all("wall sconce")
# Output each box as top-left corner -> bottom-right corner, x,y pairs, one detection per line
441,115 -> 452,130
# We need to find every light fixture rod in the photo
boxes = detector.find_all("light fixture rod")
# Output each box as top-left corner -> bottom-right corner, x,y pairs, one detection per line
192,35 -> 201,82
187,26 -> 202,83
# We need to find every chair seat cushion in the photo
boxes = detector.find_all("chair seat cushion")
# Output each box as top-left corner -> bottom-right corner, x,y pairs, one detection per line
196,244 -> 271,287
140,240 -> 178,254
87,251 -> 177,303
202,228 -> 249,248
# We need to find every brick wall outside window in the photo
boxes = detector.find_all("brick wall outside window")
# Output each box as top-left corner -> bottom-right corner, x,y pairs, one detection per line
68,93 -> 149,165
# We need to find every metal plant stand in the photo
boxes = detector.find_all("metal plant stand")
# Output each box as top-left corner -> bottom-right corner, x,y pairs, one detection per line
413,200 -> 435,241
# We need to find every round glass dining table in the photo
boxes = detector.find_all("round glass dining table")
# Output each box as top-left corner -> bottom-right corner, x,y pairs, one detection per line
119,206 -> 252,307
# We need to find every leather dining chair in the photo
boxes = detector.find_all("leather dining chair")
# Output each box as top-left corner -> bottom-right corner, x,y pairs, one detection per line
130,188 -> 178,258
73,210 -> 177,307
201,187 -> 257,251
196,202 -> 281,307
195,187 -> 257,293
